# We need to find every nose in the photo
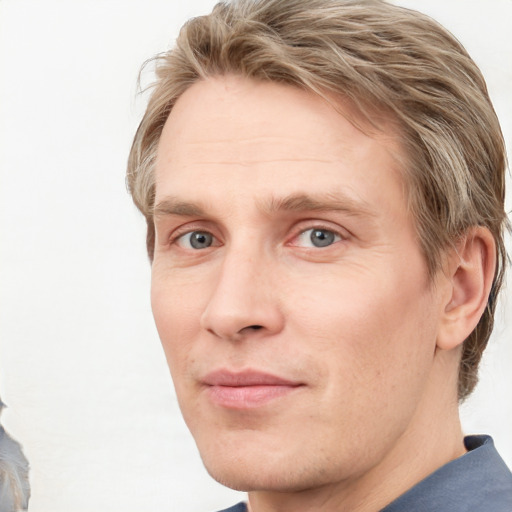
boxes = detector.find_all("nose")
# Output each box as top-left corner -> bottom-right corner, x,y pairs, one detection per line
199,247 -> 285,341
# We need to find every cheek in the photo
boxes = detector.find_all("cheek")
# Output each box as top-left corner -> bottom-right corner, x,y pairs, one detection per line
287,264 -> 438,396
150,273 -> 203,379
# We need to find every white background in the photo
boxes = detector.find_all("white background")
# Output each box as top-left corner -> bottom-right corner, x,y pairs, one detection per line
0,1 -> 511,511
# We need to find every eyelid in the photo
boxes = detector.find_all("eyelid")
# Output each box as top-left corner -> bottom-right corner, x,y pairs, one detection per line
160,219 -> 348,250
165,221 -> 219,247
287,221 -> 350,247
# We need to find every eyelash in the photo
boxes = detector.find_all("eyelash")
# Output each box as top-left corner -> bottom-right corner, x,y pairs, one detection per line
168,225 -> 217,247
167,222 -> 347,251
291,227 -> 343,248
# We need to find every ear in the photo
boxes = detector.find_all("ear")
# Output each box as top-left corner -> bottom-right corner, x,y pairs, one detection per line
436,227 -> 496,351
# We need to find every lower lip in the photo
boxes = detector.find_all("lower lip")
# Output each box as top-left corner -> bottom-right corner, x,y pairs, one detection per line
205,384 -> 301,409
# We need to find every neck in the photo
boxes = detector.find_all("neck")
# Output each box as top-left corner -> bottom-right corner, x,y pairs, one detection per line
247,349 -> 465,512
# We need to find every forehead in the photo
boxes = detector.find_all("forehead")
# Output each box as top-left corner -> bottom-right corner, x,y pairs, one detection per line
154,75 -> 406,214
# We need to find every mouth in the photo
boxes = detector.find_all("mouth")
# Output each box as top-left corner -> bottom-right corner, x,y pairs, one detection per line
201,369 -> 304,409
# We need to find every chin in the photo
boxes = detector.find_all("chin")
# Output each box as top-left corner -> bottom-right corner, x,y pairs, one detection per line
197,438 -> 339,493
198,440 -> 277,490
204,465 -> 260,492
203,459 -> 302,492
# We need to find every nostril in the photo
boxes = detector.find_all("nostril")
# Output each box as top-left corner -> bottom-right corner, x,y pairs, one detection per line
249,325 -> 263,330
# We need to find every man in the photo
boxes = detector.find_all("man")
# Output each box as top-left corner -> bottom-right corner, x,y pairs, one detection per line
127,0 -> 512,510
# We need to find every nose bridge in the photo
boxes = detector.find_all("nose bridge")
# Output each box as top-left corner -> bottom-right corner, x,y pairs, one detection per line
200,239 -> 283,340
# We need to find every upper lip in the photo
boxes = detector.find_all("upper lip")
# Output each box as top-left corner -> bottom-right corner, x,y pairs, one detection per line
202,369 -> 302,387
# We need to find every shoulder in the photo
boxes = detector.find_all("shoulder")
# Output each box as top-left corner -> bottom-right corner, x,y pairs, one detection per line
382,435 -> 512,512
216,503 -> 247,512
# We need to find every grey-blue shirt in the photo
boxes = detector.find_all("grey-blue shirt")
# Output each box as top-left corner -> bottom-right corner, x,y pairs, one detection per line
217,435 -> 512,512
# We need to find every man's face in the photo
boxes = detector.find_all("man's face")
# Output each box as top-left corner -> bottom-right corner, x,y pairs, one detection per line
151,76 -> 448,492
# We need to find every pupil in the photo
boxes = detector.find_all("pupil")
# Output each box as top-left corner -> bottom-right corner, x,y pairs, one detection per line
311,229 -> 334,247
190,232 -> 212,249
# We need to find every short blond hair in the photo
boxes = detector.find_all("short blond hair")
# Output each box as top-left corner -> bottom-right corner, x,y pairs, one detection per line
127,0 -> 508,400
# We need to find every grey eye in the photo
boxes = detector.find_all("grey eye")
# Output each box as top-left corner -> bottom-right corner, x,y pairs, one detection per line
187,231 -> 214,249
310,229 -> 336,247
295,228 -> 342,248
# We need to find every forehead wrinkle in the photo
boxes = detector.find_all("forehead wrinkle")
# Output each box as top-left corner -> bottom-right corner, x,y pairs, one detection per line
172,141 -> 343,167
172,135 -> 350,167
181,135 -> 306,145
180,135 -> 344,152
172,158 -> 341,167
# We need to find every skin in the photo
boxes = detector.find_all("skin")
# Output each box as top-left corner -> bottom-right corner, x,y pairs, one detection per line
151,75 -> 495,512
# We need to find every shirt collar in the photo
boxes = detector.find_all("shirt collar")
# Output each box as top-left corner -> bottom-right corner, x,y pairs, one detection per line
380,435 -> 512,512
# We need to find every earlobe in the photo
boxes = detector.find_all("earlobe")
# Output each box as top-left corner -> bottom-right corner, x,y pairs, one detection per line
436,227 -> 496,351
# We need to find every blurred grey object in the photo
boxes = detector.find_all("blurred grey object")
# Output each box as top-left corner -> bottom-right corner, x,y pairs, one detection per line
0,397 -> 30,512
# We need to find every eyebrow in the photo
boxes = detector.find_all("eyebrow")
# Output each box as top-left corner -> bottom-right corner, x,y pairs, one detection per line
261,192 -> 376,218
153,192 -> 376,219
153,197 -> 206,218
